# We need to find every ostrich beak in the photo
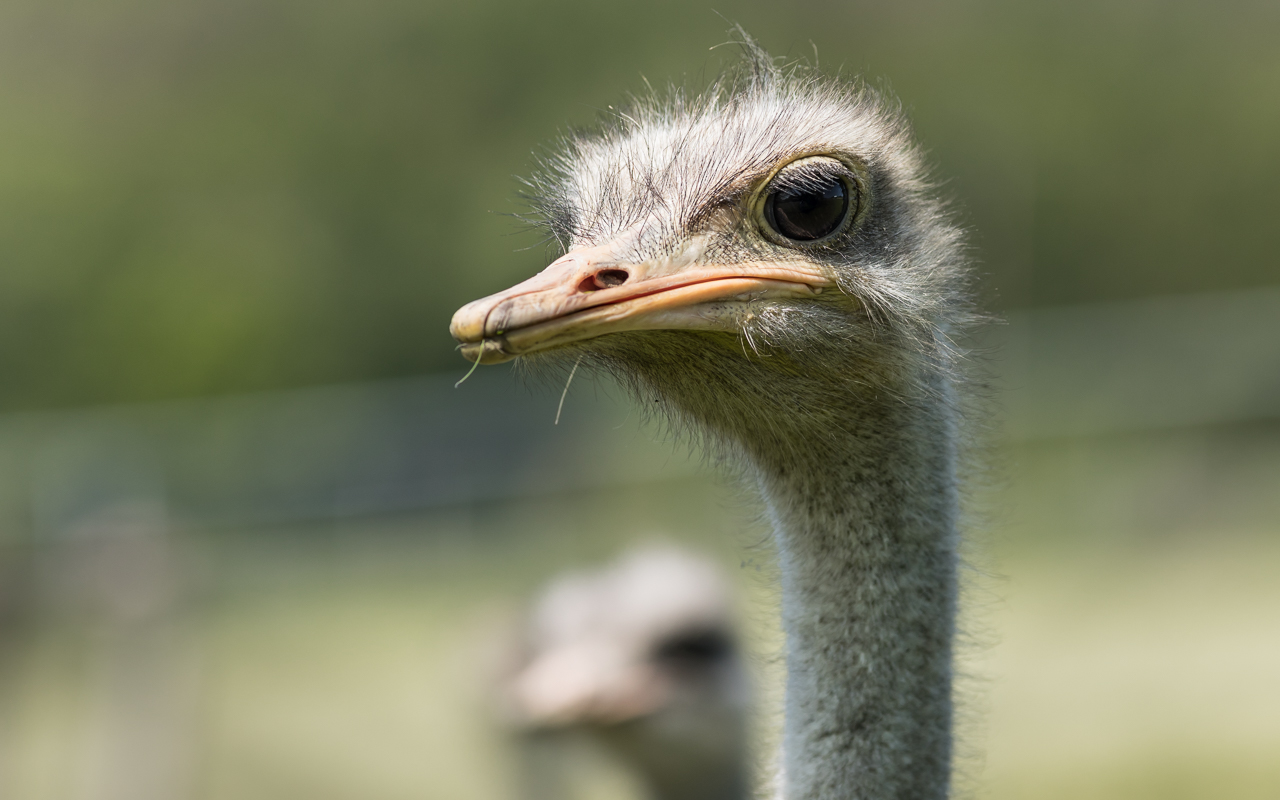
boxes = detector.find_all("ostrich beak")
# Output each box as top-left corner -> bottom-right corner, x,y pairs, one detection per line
450,240 -> 833,364
507,643 -> 670,729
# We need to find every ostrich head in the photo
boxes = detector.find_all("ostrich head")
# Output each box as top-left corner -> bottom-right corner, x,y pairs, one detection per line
450,48 -> 969,463
501,547 -> 749,800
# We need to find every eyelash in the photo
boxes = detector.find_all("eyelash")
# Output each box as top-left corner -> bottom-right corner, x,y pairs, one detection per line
770,166 -> 848,195
682,164 -> 853,233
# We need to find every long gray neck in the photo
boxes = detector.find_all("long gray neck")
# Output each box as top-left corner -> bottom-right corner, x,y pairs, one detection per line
753,387 -> 958,800
598,333 -> 960,799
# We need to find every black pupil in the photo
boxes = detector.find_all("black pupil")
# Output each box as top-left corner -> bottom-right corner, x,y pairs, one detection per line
766,176 -> 849,241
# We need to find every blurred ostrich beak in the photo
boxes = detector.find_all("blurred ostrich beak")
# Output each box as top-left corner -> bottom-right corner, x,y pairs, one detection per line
450,238 -> 832,364
507,643 -> 669,729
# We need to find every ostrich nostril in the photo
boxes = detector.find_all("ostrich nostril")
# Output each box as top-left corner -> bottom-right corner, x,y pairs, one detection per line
577,269 -> 630,293
597,269 -> 629,287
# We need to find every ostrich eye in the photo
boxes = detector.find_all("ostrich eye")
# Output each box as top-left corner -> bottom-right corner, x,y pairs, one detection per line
759,157 -> 858,243
652,629 -> 734,665
764,176 -> 849,241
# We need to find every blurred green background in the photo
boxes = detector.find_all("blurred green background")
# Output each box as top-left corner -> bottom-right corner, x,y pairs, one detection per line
0,1 -> 1278,799
2,0 -> 1278,410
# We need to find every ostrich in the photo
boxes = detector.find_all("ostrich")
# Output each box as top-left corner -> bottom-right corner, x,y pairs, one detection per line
499,546 -> 749,800
452,43 -> 972,800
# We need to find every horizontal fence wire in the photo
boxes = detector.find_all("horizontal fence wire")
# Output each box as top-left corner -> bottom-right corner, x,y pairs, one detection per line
0,287 -> 1277,542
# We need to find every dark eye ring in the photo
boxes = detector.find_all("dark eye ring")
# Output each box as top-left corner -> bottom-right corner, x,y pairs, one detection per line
758,157 -> 859,244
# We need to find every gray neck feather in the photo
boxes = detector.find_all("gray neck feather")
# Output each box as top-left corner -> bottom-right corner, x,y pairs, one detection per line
757,386 -> 957,800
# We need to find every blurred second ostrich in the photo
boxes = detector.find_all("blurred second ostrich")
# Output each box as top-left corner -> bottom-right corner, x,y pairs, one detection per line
498,547 -> 751,800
